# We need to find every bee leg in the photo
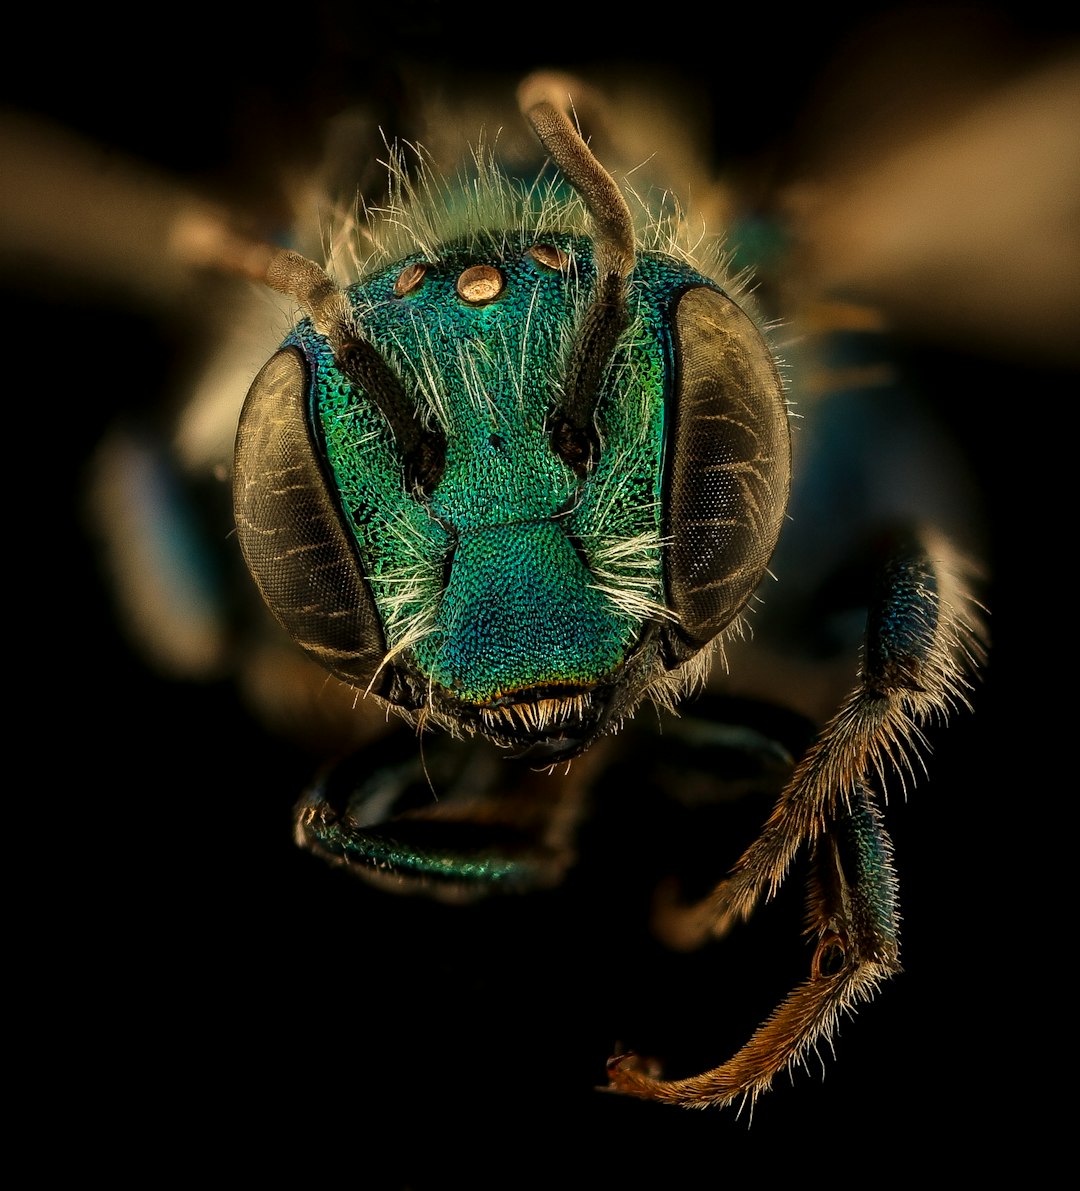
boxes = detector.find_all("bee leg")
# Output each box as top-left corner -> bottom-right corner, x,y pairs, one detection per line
608,527 -> 985,1107
294,733 -> 610,904
609,784 -> 899,1108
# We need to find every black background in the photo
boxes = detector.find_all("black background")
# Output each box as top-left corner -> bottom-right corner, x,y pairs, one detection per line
8,2 -> 1069,1181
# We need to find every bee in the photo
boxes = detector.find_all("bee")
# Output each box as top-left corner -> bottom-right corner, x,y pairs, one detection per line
23,22 -> 1067,1154
168,68 -> 989,1112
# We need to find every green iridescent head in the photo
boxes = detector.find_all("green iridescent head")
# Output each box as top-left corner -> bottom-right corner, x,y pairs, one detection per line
234,79 -> 790,761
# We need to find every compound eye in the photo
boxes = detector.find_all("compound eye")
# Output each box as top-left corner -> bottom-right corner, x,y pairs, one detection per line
663,287 -> 791,658
233,348 -> 389,690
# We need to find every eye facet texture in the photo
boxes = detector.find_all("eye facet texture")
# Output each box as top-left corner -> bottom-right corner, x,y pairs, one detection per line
663,286 -> 790,658
234,347 -> 389,692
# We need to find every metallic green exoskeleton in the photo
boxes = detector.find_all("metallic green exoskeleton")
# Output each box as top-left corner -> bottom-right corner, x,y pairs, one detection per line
227,74 -> 984,1111
234,90 -> 788,765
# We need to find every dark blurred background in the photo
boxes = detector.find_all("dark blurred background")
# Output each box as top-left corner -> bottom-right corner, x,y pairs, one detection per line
6,2 -> 1073,1179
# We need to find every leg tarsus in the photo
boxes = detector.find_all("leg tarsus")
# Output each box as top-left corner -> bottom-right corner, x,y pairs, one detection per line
607,959 -> 900,1109
610,785 -> 902,1109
